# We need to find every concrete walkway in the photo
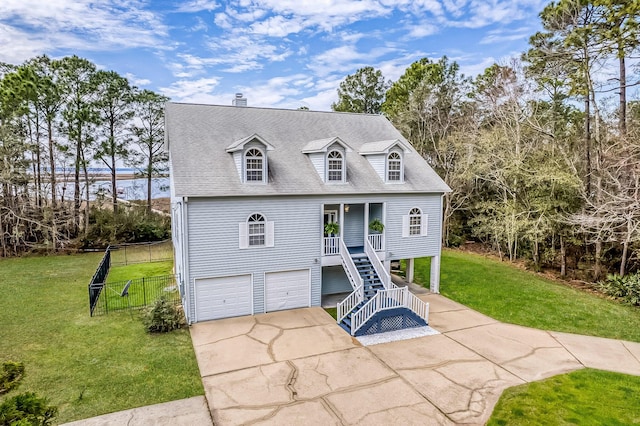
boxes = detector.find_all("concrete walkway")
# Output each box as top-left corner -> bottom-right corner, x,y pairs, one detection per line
65,294 -> 640,425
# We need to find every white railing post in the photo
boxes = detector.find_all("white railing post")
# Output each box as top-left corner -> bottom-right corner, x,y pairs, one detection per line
340,239 -> 363,292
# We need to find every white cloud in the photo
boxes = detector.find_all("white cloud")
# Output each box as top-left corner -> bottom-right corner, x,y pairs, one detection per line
0,0 -> 168,64
175,0 -> 220,13
480,27 -> 533,45
159,77 -> 222,101
125,73 -> 151,87
249,15 -> 304,37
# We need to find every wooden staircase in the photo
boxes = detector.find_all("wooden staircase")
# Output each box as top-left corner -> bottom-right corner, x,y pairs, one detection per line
338,251 -> 428,335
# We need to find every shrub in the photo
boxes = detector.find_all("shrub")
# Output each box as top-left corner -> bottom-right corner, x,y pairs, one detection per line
83,206 -> 170,247
0,362 -> 57,426
0,361 -> 24,395
142,297 -> 185,333
598,273 -> 640,306
0,392 -> 57,426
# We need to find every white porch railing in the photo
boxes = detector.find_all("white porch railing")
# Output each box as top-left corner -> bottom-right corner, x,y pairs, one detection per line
337,285 -> 363,322
323,236 -> 340,255
340,239 -> 363,293
364,239 -> 391,289
350,286 -> 430,336
367,233 -> 384,251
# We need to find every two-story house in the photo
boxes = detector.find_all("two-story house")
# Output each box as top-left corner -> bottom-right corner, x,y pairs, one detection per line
166,101 -> 451,336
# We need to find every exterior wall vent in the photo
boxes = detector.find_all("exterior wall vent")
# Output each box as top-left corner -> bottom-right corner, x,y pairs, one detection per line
232,93 -> 247,107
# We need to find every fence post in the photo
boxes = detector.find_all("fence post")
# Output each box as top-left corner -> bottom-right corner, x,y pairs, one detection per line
143,277 -> 147,306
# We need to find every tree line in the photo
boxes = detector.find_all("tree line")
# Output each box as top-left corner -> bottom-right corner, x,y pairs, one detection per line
0,55 -> 168,256
333,0 -> 640,280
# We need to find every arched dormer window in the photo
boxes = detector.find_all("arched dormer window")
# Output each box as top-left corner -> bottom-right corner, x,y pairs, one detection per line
387,152 -> 402,182
327,150 -> 344,182
402,207 -> 427,237
245,148 -> 264,182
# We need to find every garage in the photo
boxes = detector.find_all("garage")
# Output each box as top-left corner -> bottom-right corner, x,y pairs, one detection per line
195,275 -> 252,321
265,269 -> 310,312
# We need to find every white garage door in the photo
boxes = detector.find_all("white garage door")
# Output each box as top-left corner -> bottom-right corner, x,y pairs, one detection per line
195,275 -> 252,321
265,269 -> 310,312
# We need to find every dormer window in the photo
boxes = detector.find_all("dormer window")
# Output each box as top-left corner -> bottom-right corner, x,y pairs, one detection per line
302,137 -> 352,183
245,148 -> 264,182
327,150 -> 344,182
226,133 -> 274,184
387,152 -> 402,182
360,139 -> 409,183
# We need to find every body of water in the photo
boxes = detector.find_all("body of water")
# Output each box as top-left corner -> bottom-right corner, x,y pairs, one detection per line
57,177 -> 170,201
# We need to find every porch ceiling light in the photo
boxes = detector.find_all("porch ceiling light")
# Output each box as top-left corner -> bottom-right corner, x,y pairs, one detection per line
344,204 -> 350,212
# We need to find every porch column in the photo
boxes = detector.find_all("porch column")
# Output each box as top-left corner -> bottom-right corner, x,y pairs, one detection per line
364,202 -> 369,246
407,258 -> 415,283
430,255 -> 441,293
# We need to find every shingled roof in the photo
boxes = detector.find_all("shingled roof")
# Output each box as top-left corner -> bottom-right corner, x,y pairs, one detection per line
165,102 -> 451,198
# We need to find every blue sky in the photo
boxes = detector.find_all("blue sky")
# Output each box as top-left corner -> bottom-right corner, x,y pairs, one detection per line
1,0 -> 547,110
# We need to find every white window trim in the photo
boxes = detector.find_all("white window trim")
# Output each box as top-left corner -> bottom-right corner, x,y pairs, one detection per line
239,213 -> 274,249
386,151 -> 403,183
244,147 -> 267,184
402,209 -> 428,238
326,150 -> 345,183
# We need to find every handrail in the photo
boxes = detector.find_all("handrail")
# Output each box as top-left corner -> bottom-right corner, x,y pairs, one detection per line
350,292 -> 379,335
364,239 -> 391,289
350,286 -> 430,335
340,239 -> 363,294
337,285 -> 363,323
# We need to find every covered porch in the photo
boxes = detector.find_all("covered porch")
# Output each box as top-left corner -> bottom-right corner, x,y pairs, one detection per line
322,202 -> 385,260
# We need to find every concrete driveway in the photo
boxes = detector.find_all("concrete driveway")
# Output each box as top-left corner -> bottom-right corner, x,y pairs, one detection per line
191,294 -> 640,425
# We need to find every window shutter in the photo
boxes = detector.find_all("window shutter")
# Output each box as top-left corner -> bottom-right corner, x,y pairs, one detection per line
421,214 -> 428,236
239,223 -> 248,249
266,221 -> 275,247
402,215 -> 409,238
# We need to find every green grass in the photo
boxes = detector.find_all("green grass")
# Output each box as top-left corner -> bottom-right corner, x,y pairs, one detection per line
106,260 -> 173,283
413,250 -> 640,342
324,307 -> 337,320
0,254 -> 203,424
488,369 -> 640,425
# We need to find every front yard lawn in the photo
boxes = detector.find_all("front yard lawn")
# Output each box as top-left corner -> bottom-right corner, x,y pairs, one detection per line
0,253 -> 202,424
414,250 -> 640,342
488,369 -> 640,425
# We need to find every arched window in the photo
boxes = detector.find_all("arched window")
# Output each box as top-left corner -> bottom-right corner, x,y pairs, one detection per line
248,213 -> 266,246
327,150 -> 343,182
409,208 -> 422,236
387,152 -> 402,181
245,148 -> 264,182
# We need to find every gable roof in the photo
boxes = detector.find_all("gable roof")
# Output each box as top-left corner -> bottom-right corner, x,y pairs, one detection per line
165,102 -> 451,197
301,136 -> 353,153
225,133 -> 276,153
359,139 -> 410,155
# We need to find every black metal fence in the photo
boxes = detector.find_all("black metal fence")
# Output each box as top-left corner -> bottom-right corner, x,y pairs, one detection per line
90,274 -> 179,316
88,241 -> 177,316
109,240 -> 173,266
89,247 -> 112,316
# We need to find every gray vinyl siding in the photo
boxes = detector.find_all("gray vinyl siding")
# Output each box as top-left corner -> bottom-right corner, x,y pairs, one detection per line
232,151 -> 242,181
322,266 -> 352,295
365,154 -> 385,182
308,153 -> 325,182
385,194 -> 443,260
185,197 -> 322,318
178,192 -> 443,321
343,203 -> 364,247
